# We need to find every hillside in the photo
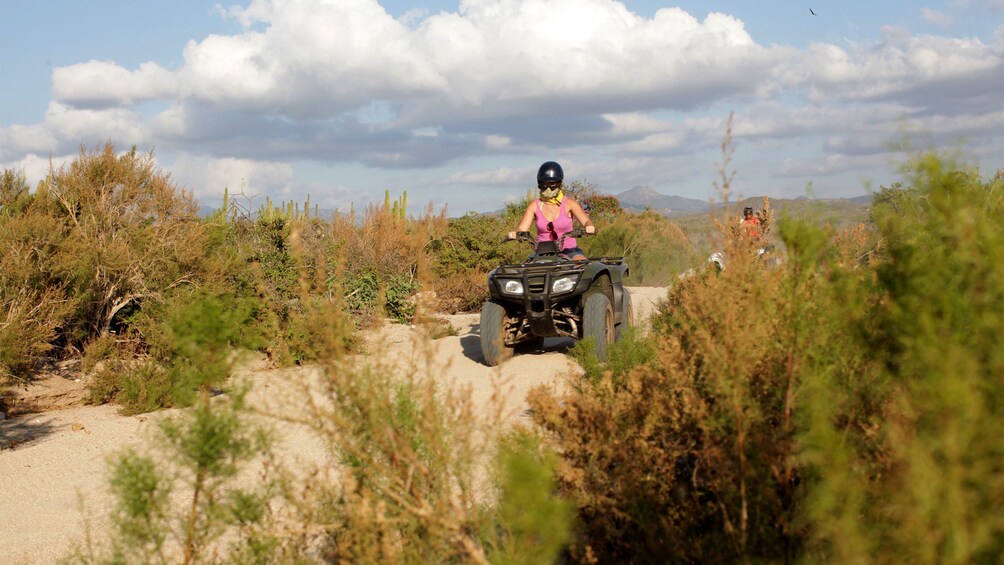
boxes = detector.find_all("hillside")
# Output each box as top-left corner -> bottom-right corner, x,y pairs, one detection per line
613,185 -> 709,215
614,186 -> 872,224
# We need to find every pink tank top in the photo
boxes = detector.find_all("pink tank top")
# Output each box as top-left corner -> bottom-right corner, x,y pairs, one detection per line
534,198 -> 577,250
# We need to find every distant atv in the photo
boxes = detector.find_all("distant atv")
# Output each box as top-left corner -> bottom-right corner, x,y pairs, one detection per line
480,228 -> 632,366
707,244 -> 779,271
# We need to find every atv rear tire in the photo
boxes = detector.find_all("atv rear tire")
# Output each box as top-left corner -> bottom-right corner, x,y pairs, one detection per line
480,300 -> 514,366
583,292 -> 614,361
615,290 -> 634,340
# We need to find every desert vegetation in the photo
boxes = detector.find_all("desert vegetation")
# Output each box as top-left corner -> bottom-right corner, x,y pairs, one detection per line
3,142 -> 1002,563
0,144 -> 699,398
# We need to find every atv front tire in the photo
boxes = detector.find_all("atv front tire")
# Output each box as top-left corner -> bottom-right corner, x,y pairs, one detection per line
480,300 -> 514,366
583,292 -> 614,361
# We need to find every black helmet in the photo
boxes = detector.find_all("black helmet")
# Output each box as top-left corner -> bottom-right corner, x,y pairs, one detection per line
537,161 -> 564,186
743,206 -> 754,216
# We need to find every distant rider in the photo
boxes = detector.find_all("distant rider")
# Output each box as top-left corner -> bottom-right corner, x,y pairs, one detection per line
509,161 -> 595,260
740,206 -> 761,240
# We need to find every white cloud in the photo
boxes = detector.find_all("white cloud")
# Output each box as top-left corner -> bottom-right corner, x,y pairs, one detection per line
619,131 -> 689,154
921,8 -> 953,27
602,113 -> 673,138
775,153 -> 889,177
485,135 -> 512,149
0,124 -> 58,160
165,0 -> 779,126
33,0 -> 1001,164
52,60 -> 178,107
3,0 -> 1002,208
168,153 -> 295,201
782,29 -> 1003,120
448,166 -> 526,185
1,102 -> 149,159
43,103 -> 149,145
0,153 -> 76,186
179,0 -> 445,118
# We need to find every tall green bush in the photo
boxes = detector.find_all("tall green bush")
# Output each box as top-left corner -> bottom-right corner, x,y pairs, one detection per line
583,209 -> 702,285
529,153 -> 1003,563
6,146 -> 202,330
89,290 -> 262,413
799,156 -> 1004,563
46,144 -> 205,342
429,211 -> 526,312
0,145 -> 204,381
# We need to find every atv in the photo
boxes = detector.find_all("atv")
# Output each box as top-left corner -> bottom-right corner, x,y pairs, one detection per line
479,228 -> 632,366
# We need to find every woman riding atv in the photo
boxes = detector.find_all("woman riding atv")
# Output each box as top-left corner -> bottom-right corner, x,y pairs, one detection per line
508,161 -> 596,260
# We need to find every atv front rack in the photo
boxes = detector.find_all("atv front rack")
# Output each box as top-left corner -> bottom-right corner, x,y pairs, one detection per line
491,263 -> 587,338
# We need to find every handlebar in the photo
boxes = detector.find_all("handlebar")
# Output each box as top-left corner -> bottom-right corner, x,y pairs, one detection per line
506,227 -> 594,245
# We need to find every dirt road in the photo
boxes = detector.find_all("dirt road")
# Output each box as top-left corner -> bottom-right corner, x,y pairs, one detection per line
0,287 -> 667,563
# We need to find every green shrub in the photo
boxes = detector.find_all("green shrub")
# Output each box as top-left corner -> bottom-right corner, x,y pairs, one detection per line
0,169 -> 31,213
91,290 -> 262,413
66,387 -> 274,563
429,211 -> 525,312
0,144 -> 205,382
0,180 -> 75,381
343,269 -> 418,323
46,143 -> 206,345
583,210 -> 702,285
533,238 -> 809,562
0,287 -> 72,382
249,325 -> 576,563
799,155 -> 1004,563
565,179 -> 622,222
486,429 -> 575,565
529,153 -> 1004,563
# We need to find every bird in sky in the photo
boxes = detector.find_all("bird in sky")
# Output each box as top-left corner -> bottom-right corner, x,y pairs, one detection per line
810,8 -> 816,15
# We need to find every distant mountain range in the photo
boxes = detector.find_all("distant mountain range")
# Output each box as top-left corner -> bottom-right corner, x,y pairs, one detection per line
613,185 -> 871,215
613,186 -> 710,215
199,187 -> 873,220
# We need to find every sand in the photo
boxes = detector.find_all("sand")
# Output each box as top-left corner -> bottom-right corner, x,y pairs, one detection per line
0,287 -> 667,563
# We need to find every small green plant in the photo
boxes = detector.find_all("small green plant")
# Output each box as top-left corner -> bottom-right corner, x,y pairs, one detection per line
66,387 -> 274,564
416,315 -> 459,340
485,429 -> 575,564
89,290 -> 260,413
256,313 -> 577,563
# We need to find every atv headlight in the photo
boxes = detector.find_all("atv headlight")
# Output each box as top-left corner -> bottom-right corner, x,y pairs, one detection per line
502,279 -> 524,295
552,276 -> 576,294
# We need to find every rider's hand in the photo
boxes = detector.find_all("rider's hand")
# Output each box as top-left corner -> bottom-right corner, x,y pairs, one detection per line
507,231 -> 517,240
585,225 -> 596,235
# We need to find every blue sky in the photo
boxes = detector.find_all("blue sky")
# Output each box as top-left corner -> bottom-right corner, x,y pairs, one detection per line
2,0 -> 1002,215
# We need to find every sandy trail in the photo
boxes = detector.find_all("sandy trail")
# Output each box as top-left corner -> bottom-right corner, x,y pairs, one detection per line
0,287 -> 667,563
